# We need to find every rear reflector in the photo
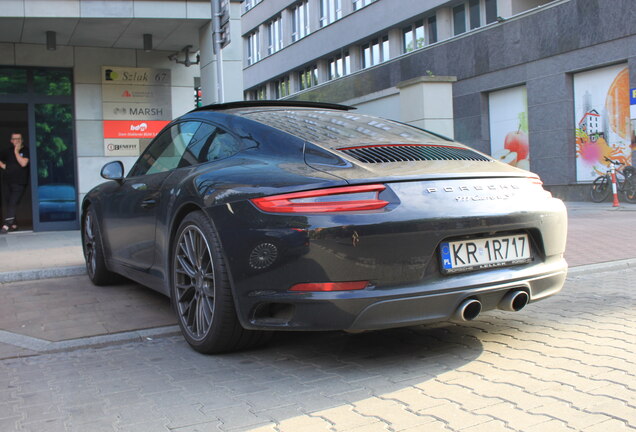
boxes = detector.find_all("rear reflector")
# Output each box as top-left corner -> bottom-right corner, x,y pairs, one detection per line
251,184 -> 388,213
289,281 -> 369,292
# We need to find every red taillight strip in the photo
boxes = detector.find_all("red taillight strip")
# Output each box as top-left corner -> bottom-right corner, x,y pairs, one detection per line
289,281 -> 369,292
251,184 -> 388,213
337,144 -> 466,151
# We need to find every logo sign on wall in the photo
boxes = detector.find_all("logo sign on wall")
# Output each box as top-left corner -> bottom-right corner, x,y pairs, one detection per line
101,66 -> 172,156
574,64 -> 632,182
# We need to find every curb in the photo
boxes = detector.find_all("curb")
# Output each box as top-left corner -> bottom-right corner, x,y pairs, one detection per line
0,265 -> 86,284
0,325 -> 181,356
566,257 -> 636,277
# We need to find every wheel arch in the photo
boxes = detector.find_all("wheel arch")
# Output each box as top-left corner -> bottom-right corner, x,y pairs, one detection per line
166,202 -> 239,306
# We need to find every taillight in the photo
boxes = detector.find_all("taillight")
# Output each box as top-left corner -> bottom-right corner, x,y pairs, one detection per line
289,281 -> 369,292
251,184 -> 388,213
529,176 -> 552,198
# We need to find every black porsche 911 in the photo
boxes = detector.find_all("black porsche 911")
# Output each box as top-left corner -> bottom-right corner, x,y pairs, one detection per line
82,101 -> 567,353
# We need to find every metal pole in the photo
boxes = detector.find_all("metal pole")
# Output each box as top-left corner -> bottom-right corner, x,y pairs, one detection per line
211,0 -> 225,103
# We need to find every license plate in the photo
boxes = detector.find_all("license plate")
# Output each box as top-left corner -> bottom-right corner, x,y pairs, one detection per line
440,234 -> 532,274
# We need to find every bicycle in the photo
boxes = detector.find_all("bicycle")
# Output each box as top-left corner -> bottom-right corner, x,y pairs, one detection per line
590,156 -> 636,203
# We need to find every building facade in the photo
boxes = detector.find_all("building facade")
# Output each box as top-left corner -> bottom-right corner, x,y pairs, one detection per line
0,0 -> 243,232
241,0 -> 636,200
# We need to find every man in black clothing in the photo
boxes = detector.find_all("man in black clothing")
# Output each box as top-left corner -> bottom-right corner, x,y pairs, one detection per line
0,133 -> 29,233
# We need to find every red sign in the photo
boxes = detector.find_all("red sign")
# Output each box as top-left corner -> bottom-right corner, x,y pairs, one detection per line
103,120 -> 169,139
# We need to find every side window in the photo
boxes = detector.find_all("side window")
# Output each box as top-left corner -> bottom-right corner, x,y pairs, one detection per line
181,122 -> 218,166
203,128 -> 242,162
129,122 -> 201,176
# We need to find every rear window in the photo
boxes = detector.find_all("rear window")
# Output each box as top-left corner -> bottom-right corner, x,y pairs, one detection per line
242,110 -> 450,148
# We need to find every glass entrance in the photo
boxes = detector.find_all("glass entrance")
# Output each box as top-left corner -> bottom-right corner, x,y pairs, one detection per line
0,67 -> 77,231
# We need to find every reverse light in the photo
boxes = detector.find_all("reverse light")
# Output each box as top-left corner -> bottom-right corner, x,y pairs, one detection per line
251,184 -> 388,213
289,281 -> 369,292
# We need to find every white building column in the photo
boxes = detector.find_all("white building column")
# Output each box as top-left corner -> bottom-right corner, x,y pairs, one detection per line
435,7 -> 453,41
397,76 -> 457,138
497,0 -> 513,17
388,28 -> 402,60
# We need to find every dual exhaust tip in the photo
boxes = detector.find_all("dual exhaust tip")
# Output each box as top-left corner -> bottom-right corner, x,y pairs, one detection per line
453,290 -> 529,322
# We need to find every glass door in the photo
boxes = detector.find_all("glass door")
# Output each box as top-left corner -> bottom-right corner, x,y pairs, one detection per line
0,66 -> 77,231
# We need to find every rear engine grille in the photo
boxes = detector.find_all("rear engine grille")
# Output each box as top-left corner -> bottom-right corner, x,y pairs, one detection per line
338,144 -> 492,163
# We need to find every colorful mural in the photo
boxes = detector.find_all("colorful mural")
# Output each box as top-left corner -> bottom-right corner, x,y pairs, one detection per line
489,86 -> 529,170
574,64 -> 631,182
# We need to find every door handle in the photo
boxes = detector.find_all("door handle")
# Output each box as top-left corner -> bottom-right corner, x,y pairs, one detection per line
141,199 -> 157,208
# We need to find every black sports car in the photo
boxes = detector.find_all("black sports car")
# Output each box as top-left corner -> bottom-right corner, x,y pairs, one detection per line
82,101 -> 568,353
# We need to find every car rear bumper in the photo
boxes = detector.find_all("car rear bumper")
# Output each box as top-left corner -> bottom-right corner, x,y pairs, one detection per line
240,259 -> 567,331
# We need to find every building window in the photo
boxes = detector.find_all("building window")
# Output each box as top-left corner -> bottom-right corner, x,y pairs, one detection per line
403,20 -> 425,53
362,35 -> 388,68
469,0 -> 480,30
453,0 -> 497,35
328,50 -> 350,80
353,0 -> 375,11
453,4 -> 466,35
485,0 -> 498,24
246,31 -> 260,65
243,0 -> 262,13
291,1 -> 310,42
245,86 -> 266,101
268,16 -> 283,55
298,65 -> 318,91
428,15 -> 438,43
320,0 -> 342,27
275,76 -> 290,99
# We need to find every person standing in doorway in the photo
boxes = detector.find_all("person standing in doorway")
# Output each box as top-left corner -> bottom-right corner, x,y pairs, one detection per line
0,133 -> 29,234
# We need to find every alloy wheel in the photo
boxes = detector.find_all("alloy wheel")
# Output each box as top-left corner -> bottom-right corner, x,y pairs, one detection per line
174,225 -> 216,341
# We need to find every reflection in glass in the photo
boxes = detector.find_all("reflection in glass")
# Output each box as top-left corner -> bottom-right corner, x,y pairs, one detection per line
35,104 -> 77,222
0,68 -> 27,94
34,69 -> 72,96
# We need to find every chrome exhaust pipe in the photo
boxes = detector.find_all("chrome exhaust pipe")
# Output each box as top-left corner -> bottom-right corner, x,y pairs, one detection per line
453,299 -> 482,321
498,290 -> 529,312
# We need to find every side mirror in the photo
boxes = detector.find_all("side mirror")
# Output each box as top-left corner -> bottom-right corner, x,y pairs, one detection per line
101,161 -> 124,182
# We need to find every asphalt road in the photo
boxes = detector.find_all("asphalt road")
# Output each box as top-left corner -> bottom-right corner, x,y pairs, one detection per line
1,266 -> 634,432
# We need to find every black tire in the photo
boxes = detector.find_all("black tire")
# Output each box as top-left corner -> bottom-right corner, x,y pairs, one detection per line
82,206 -> 119,285
590,175 -> 611,203
622,176 -> 636,203
171,211 -> 271,354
